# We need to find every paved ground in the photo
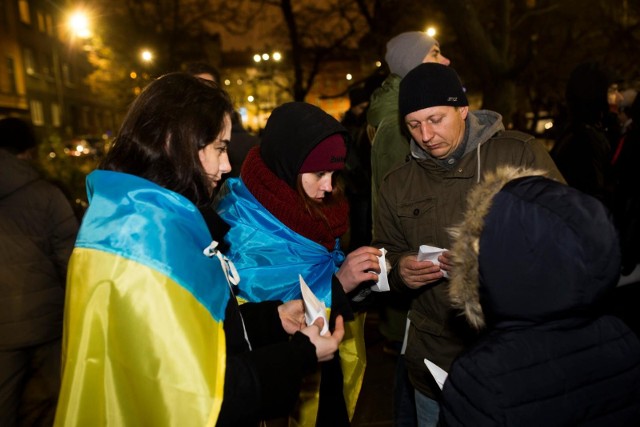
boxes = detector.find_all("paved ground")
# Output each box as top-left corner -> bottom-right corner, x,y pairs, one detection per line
351,313 -> 396,427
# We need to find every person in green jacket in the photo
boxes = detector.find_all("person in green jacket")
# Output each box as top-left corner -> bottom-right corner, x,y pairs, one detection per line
372,63 -> 564,427
367,31 -> 450,229
366,32 -> 451,426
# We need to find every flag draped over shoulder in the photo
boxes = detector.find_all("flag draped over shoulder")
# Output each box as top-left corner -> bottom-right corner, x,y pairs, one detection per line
217,178 -> 343,306
217,178 -> 366,424
54,170 -> 229,427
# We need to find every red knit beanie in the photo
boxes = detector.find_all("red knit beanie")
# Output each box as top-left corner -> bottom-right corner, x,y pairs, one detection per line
299,133 -> 346,173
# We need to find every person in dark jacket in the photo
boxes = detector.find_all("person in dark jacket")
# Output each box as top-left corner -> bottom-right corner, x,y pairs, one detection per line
54,73 -> 344,426
372,63 -> 565,426
0,117 -> 79,426
551,61 -> 617,207
341,86 -> 372,253
215,102 -> 383,426
440,166 -> 640,427
226,110 -> 260,179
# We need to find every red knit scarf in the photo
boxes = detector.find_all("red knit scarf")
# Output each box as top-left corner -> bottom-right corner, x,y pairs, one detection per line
241,147 -> 349,250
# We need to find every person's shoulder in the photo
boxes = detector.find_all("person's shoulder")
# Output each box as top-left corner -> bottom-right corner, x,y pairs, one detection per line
490,129 -> 535,144
31,179 -> 77,215
484,130 -> 541,155
380,153 -> 415,183
370,76 -> 400,104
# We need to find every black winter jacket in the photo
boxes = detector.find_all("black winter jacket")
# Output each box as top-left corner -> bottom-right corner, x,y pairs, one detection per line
200,208 -> 318,427
0,149 -> 78,349
440,167 -> 640,426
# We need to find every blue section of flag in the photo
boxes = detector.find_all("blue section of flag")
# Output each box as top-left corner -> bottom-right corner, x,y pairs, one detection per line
77,170 -> 228,321
216,177 -> 344,307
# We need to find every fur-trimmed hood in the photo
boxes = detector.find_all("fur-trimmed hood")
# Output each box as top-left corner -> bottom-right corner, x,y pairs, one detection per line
448,166 -> 620,330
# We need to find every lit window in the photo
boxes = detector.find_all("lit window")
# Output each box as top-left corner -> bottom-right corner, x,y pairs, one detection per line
37,11 -> 45,32
18,0 -> 30,24
6,57 -> 17,93
24,48 -> 35,75
52,103 -> 61,127
30,100 -> 44,126
46,15 -> 53,36
62,63 -> 72,84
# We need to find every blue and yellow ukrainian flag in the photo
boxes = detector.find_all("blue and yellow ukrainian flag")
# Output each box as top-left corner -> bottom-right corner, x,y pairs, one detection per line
54,170 -> 229,427
217,178 -> 366,426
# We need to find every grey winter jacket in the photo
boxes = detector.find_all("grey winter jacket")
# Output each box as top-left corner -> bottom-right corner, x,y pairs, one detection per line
372,110 -> 564,399
0,149 -> 78,349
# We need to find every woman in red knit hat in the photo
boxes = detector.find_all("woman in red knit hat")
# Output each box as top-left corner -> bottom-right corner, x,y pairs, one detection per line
216,101 -> 383,426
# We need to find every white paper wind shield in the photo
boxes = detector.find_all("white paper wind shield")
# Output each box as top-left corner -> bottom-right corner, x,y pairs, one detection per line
299,274 -> 329,335
418,244 -> 449,278
370,248 -> 390,292
424,358 -> 448,390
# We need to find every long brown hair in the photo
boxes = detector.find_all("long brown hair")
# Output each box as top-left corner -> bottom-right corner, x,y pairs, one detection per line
100,72 -> 233,207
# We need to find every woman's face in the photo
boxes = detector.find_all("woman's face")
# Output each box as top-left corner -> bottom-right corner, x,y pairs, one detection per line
301,171 -> 335,201
198,114 -> 232,192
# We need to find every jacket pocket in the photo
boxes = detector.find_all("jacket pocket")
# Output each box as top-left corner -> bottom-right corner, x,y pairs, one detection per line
408,306 -> 449,337
397,197 -> 436,245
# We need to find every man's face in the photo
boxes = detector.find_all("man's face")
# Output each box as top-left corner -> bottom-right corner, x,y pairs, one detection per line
422,44 -> 450,66
405,106 -> 468,159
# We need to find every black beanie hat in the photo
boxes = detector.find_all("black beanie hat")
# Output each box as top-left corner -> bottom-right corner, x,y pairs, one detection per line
399,63 -> 468,118
260,102 -> 349,188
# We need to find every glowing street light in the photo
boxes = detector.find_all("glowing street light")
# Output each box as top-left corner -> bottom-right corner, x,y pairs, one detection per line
425,26 -> 437,37
68,10 -> 91,39
254,51 -> 283,63
140,49 -> 153,63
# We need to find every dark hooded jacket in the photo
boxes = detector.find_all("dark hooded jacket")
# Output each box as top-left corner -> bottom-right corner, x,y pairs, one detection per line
440,167 -> 640,427
216,102 -> 356,426
551,61 -> 617,206
0,149 -> 78,349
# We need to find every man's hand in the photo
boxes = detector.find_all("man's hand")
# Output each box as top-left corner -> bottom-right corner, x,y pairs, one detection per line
438,250 -> 453,276
398,254 -> 444,289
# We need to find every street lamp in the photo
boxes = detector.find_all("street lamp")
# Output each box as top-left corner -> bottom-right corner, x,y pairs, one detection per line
140,49 -> 153,63
251,50 -> 283,125
425,26 -> 437,37
253,51 -> 282,63
68,10 -> 91,39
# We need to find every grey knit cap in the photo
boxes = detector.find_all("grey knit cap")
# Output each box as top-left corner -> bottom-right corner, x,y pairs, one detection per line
385,32 -> 437,78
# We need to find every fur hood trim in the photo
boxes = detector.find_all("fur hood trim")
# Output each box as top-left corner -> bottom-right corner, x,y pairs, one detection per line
447,166 -> 548,330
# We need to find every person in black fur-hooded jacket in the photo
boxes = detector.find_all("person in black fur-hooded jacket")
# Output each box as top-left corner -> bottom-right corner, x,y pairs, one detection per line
439,166 -> 640,426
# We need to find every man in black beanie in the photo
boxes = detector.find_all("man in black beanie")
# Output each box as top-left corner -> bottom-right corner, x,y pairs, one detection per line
371,63 -> 565,426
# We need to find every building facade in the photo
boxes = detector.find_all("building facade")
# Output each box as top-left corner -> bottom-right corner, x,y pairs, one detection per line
0,0 -> 117,148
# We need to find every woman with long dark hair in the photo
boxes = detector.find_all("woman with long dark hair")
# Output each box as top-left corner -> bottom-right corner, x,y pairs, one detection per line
55,74 -> 343,427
